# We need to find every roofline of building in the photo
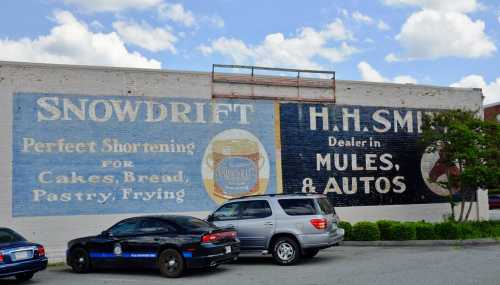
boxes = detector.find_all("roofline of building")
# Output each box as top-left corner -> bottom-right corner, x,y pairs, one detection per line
0,60 -> 484,93
484,102 -> 500,108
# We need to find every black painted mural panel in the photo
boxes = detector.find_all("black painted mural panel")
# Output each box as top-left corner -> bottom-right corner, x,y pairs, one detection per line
280,102 -> 452,207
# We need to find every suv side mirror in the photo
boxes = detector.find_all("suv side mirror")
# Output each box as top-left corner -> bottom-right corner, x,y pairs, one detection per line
206,214 -> 214,222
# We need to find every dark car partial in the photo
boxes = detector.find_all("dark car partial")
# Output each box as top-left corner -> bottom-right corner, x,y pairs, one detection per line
0,228 -> 48,282
66,215 -> 240,278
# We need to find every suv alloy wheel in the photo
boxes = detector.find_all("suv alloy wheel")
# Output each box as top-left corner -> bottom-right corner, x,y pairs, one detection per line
272,237 -> 300,265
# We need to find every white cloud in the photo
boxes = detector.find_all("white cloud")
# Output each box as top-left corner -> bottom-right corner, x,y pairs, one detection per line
113,21 -> 177,53
198,19 -> 357,69
451,74 -> 500,105
383,0 -> 481,13
394,10 -> 496,60
377,20 -> 391,30
357,61 -> 417,84
0,11 -> 161,68
385,53 -> 400,62
393,75 -> 418,84
63,0 -> 162,12
352,11 -> 373,24
158,3 -> 196,27
358,61 -> 386,82
202,15 -> 225,28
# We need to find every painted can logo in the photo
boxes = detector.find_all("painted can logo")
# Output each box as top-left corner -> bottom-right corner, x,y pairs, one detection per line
202,129 -> 270,204
214,156 -> 258,194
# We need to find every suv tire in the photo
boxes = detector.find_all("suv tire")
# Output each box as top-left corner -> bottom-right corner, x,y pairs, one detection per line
272,237 -> 300,265
158,249 -> 184,278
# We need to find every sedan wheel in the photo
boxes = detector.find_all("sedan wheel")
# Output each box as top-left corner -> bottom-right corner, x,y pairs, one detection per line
272,237 -> 300,265
70,248 -> 91,273
159,249 -> 184,278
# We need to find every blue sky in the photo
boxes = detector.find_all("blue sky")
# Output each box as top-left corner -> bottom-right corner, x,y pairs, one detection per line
0,0 -> 499,104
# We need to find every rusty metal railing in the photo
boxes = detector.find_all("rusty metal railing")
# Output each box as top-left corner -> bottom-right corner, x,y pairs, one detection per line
211,64 -> 336,102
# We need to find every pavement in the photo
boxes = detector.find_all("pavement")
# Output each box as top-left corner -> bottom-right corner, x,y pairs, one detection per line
2,245 -> 499,285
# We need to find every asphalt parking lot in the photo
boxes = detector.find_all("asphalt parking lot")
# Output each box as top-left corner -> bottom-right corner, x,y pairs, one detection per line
2,245 -> 499,285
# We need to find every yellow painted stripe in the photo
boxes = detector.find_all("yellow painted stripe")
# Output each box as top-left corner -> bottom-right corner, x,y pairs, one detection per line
274,101 -> 283,194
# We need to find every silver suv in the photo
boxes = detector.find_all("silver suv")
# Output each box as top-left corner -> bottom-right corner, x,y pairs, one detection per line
207,193 -> 344,265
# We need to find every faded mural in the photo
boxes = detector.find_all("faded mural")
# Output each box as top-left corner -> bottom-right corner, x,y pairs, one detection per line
13,93 -> 277,216
13,93 -> 452,217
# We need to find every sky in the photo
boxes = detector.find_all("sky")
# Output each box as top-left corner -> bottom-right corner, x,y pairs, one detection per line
0,0 -> 499,105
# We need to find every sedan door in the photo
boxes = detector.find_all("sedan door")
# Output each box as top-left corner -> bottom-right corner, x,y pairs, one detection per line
87,219 -> 141,268
119,218 -> 177,268
237,200 -> 274,250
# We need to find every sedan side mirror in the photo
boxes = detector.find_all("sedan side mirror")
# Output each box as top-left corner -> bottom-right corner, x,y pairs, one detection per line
100,231 -> 110,237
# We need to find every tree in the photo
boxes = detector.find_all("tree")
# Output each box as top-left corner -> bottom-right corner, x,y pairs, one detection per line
420,110 -> 500,222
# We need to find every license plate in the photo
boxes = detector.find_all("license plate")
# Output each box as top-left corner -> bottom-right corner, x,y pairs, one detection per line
13,250 -> 31,261
225,246 -> 231,254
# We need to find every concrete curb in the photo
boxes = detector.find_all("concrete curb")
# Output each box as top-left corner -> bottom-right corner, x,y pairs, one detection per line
340,239 -> 500,247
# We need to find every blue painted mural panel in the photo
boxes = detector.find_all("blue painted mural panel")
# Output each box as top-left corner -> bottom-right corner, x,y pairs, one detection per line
13,93 -> 277,216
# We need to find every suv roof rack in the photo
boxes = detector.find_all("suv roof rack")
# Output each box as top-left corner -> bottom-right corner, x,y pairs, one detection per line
228,192 -> 324,200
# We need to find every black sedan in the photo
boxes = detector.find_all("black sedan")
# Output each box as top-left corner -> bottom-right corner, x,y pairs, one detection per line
66,215 -> 240,278
0,228 -> 48,281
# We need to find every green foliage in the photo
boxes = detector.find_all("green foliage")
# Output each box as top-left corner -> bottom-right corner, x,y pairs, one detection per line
415,222 -> 436,240
389,222 -> 417,241
420,110 -> 500,222
352,222 -> 380,241
349,220 -> 500,241
434,222 -> 460,239
470,221 -> 498,238
339,221 -> 352,241
376,220 -> 397,240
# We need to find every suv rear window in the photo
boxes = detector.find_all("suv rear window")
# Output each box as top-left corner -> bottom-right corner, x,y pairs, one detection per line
317,198 -> 335,215
278,199 -> 317,216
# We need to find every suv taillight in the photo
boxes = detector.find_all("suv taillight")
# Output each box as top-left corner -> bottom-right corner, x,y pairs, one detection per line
201,231 -> 236,243
310,218 -> 328,230
37,246 -> 45,257
0,253 -> 4,263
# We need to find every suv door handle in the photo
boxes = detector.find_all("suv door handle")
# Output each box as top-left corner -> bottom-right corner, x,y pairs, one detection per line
226,224 -> 235,228
264,222 -> 274,226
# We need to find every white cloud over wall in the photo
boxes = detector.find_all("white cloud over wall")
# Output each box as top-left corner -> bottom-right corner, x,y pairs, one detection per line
113,21 -> 177,53
63,0 -> 163,12
383,0 -> 481,13
394,10 -> 496,60
384,0 -> 495,61
0,11 -> 161,68
451,75 -> 500,105
198,19 -> 357,69
357,61 -> 417,84
157,3 -> 196,27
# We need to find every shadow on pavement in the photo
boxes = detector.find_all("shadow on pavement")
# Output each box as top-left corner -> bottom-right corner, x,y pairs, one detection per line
47,264 -> 230,279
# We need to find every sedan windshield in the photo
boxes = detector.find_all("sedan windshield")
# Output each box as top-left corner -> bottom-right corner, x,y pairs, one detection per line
0,228 -> 26,243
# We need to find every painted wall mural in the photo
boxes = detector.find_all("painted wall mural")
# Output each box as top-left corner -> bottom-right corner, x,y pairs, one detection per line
13,93 -> 452,217
13,93 -> 277,216
279,102 -> 450,207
